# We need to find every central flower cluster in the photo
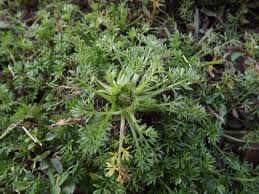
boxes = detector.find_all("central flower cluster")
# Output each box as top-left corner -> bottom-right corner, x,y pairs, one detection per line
115,83 -> 135,108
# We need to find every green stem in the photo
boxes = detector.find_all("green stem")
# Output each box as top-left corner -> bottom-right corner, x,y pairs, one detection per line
201,59 -> 225,66
223,134 -> 259,144
145,80 -> 186,97
126,112 -> 151,148
223,134 -> 246,143
125,112 -> 140,149
142,81 -> 165,93
136,61 -> 158,95
95,78 -> 112,94
225,131 -> 251,134
127,112 -> 143,138
117,114 -> 126,165
232,177 -> 257,182
159,178 -> 172,193
75,77 -> 114,103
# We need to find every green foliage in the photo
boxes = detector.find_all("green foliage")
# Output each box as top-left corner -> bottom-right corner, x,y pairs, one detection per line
0,0 -> 258,193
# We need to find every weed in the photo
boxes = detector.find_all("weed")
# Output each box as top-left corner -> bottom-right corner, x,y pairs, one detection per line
0,0 -> 258,193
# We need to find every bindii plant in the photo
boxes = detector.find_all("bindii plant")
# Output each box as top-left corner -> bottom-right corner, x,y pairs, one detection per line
74,33 -> 203,183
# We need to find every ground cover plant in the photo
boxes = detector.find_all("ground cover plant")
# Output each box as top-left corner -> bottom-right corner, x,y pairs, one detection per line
0,0 -> 259,193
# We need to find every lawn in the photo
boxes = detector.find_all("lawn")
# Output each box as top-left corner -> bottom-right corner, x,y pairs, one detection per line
0,0 -> 258,193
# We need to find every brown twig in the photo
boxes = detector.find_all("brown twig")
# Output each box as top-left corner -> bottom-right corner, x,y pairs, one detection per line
48,117 -> 90,129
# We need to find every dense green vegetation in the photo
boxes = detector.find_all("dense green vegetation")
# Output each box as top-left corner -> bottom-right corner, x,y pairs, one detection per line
0,0 -> 258,193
